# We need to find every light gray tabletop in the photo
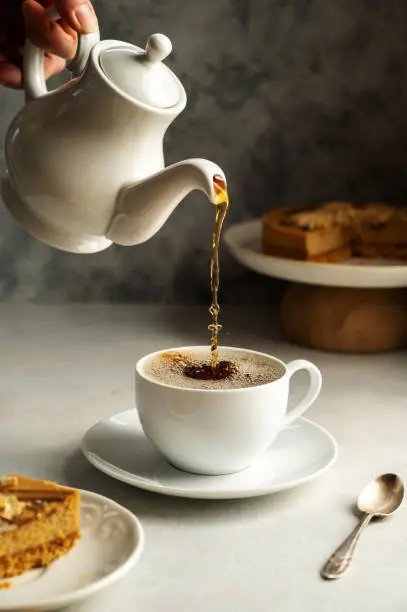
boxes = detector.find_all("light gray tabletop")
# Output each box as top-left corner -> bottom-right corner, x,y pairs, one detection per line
0,304 -> 406,612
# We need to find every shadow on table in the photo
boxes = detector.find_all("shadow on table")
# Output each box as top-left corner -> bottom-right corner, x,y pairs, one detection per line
64,447 -> 324,524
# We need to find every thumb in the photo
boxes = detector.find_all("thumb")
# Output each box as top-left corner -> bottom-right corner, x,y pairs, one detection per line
54,0 -> 98,35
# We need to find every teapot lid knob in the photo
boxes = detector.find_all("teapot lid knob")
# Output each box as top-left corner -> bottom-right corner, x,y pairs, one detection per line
145,34 -> 172,64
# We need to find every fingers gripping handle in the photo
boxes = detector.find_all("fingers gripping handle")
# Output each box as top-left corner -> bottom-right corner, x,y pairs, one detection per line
283,360 -> 322,427
24,5 -> 100,100
67,23 -> 100,77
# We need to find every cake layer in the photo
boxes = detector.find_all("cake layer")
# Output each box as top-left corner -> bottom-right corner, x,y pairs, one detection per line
0,495 -> 79,557
0,533 -> 78,579
262,241 -> 352,263
355,244 -> 407,259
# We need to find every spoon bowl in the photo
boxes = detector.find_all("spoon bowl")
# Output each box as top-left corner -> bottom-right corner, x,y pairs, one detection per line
358,473 -> 404,517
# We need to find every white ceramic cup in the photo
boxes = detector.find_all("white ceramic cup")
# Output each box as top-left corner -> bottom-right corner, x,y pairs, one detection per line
135,346 -> 322,476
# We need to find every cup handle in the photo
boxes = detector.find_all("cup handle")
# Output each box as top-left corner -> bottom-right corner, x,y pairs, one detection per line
283,360 -> 322,428
24,5 -> 100,101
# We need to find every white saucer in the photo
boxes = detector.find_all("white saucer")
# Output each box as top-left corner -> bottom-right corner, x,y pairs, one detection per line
82,410 -> 338,500
224,219 -> 407,288
0,490 -> 144,611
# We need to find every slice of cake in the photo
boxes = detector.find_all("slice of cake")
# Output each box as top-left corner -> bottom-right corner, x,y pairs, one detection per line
0,475 -> 80,579
352,204 -> 407,258
262,202 -> 407,262
262,202 -> 355,262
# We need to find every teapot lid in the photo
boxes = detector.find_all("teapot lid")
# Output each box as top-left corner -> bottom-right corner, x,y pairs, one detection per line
99,34 -> 180,109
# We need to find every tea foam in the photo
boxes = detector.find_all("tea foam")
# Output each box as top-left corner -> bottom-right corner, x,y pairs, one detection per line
142,348 -> 285,390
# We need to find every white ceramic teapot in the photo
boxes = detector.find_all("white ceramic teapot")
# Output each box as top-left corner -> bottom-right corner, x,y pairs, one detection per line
0,8 -> 226,253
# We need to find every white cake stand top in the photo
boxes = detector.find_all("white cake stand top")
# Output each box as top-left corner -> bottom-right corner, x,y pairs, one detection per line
224,220 -> 407,289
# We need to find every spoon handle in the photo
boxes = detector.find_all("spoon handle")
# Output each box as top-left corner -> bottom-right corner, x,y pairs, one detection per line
321,513 -> 373,580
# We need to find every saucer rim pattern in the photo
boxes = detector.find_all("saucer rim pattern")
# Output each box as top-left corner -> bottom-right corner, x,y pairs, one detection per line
82,410 -> 338,500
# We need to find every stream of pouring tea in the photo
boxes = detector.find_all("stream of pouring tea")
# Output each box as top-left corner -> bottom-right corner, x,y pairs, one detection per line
208,175 -> 229,371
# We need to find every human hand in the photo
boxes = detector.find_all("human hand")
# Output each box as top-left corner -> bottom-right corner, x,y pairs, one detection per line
0,0 -> 98,89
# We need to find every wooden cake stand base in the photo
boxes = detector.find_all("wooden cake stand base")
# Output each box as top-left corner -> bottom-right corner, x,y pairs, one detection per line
280,283 -> 407,353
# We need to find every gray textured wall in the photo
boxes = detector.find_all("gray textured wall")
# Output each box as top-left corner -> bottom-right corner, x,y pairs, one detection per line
1,0 -> 407,302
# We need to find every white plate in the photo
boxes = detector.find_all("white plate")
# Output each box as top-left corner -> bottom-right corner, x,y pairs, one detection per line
0,490 -> 144,611
82,410 -> 338,500
224,219 -> 407,288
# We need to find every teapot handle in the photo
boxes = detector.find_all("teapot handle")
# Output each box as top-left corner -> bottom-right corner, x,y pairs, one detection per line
23,5 -> 100,101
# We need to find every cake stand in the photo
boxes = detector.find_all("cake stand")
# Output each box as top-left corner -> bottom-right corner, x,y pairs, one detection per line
224,220 -> 407,352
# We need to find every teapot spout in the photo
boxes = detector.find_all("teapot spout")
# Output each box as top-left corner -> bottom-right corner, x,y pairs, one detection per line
107,159 -> 226,246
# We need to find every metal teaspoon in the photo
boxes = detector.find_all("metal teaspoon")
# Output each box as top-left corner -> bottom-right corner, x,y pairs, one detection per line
321,473 -> 404,580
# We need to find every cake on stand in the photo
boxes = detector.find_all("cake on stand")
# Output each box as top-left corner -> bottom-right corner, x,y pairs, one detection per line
224,220 -> 407,353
